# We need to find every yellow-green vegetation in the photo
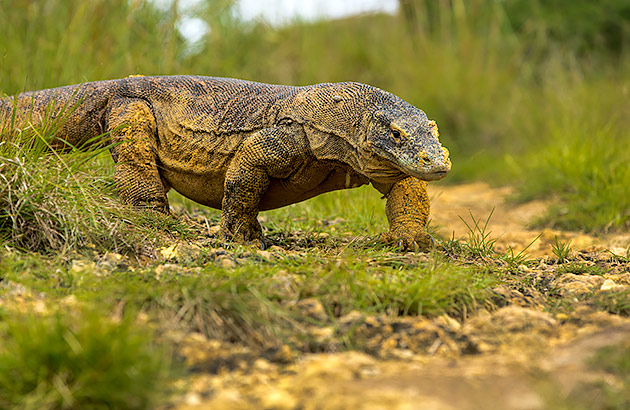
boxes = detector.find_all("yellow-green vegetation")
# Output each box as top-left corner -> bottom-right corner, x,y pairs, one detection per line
589,341 -> 630,407
0,307 -> 178,410
0,128 -> 193,254
2,0 -> 628,231
1,0 -> 630,408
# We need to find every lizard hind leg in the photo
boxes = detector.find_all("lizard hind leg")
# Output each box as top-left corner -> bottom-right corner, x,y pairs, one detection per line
107,98 -> 170,213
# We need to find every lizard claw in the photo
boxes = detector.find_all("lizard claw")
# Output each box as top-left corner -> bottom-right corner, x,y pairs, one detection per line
251,238 -> 267,250
218,225 -> 268,249
381,230 -> 435,252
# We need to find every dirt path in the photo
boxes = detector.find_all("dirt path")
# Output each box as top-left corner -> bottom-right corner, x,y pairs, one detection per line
429,182 -> 630,257
175,183 -> 630,410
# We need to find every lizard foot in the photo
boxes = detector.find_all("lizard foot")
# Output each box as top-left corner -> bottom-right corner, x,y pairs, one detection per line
380,229 -> 435,252
219,218 -> 268,249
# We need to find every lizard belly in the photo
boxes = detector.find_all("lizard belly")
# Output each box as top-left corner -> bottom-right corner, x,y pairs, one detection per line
259,166 -> 369,211
161,161 -> 369,212
161,168 -> 226,210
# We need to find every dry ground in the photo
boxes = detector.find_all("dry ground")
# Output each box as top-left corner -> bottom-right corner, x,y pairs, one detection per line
173,183 -> 630,410
429,182 -> 630,257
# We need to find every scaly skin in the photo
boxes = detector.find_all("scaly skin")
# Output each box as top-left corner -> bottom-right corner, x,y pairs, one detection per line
0,76 -> 451,250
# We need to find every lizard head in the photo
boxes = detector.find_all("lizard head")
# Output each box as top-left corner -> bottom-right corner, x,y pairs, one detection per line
363,99 -> 451,182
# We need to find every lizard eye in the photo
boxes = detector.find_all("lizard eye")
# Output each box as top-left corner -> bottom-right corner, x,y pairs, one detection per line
391,130 -> 401,141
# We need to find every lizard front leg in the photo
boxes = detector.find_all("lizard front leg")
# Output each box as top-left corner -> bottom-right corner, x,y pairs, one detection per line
375,176 -> 435,251
221,126 -> 304,247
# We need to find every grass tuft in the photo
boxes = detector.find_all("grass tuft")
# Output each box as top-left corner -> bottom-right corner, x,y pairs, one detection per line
0,117 -> 190,254
458,209 -> 498,259
552,236 -> 572,264
0,309 -> 179,410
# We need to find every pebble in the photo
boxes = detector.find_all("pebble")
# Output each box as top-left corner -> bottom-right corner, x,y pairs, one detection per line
600,278 -> 627,292
70,259 -> 96,273
207,224 -> 221,235
556,273 -> 606,295
295,298 -> 328,321
218,256 -> 236,268
256,250 -> 273,261
489,306 -> 557,333
260,388 -> 297,410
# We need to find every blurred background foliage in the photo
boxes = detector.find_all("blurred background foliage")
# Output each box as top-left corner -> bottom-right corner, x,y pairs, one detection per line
1,0 -> 628,232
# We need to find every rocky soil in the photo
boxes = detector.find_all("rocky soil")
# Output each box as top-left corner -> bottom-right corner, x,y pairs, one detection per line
166,182 -> 630,410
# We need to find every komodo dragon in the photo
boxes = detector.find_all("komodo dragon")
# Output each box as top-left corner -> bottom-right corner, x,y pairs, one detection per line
0,75 -> 451,250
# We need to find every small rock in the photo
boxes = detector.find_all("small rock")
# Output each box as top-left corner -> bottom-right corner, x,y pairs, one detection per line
99,252 -> 124,268
555,313 -> 569,321
70,259 -> 96,273
253,358 -> 272,371
260,388 -> 297,410
556,273 -> 606,295
600,279 -> 617,291
218,256 -> 236,268
256,250 -> 273,261
435,314 -> 461,331
184,392 -> 203,406
62,295 -> 79,307
610,247 -> 629,257
559,281 -> 592,296
490,306 -> 556,333
600,278 -> 627,292
339,310 -> 364,327
207,224 -> 221,235
295,298 -> 328,321
159,244 -> 179,260
311,326 -> 335,344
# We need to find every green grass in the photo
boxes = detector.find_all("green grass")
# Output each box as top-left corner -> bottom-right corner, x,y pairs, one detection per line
556,262 -> 608,276
0,247 -> 497,342
511,75 -> 630,232
552,237 -> 572,263
0,308 -> 179,410
0,118 -> 193,254
589,340 -> 630,408
3,0 -> 628,232
558,340 -> 630,410
587,289 -> 630,316
1,1 -> 630,406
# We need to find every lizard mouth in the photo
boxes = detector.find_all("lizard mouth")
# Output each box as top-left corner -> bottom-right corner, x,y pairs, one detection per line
419,170 -> 449,181
365,146 -> 450,182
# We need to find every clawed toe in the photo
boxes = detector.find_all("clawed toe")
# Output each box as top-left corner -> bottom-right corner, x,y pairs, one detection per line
381,230 -> 435,252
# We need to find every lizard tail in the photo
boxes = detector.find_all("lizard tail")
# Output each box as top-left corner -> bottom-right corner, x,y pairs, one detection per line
0,81 -> 113,150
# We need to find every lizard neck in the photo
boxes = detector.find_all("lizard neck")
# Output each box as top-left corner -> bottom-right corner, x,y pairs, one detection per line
278,82 -> 379,176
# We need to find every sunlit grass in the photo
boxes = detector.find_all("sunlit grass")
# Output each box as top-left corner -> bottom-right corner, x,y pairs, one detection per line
511,74 -> 630,232
1,2 -> 630,408
2,0 -> 629,232
0,307 -> 179,410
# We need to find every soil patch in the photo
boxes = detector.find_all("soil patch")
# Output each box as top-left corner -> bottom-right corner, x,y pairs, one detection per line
171,183 -> 630,409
